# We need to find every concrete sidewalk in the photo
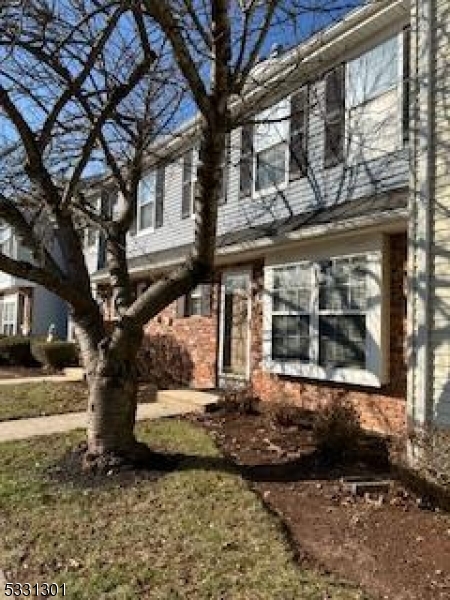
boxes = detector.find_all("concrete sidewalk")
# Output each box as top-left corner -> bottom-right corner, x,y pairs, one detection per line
0,391 -> 218,443
0,367 -> 85,386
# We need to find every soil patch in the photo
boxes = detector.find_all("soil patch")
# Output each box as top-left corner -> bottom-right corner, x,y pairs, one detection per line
196,408 -> 450,600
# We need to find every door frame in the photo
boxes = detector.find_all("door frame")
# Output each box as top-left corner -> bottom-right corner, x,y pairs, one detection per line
218,268 -> 252,382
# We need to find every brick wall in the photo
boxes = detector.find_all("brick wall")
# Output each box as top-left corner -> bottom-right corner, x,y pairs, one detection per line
140,277 -> 219,389
251,233 -> 407,435
139,232 -> 407,435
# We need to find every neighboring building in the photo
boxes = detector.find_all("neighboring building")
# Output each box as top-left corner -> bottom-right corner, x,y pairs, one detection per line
89,0 -> 449,441
0,223 -> 67,338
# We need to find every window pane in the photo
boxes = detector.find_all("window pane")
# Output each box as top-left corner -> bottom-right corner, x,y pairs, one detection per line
256,143 -> 286,191
140,203 -> 154,230
348,36 -> 399,107
272,315 -> 310,361
255,99 -> 289,152
319,257 -> 367,311
319,315 -> 366,368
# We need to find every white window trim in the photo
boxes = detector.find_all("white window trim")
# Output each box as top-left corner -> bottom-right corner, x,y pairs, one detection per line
136,171 -> 156,235
263,235 -> 389,387
345,32 -> 404,161
190,148 -> 198,219
252,99 -> 290,199
84,197 -> 100,250
0,294 -> 18,336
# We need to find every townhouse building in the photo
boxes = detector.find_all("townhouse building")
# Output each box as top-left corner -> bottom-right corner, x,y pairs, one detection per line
88,0 -> 450,440
0,222 -> 67,338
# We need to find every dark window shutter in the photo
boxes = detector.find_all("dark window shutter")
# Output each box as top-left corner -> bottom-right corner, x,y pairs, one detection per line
181,149 -> 193,219
324,65 -> 345,168
290,88 -> 308,179
219,135 -> 231,206
201,284 -> 212,317
402,26 -> 411,145
129,202 -> 137,235
155,165 -> 165,228
176,295 -> 186,318
239,123 -> 254,198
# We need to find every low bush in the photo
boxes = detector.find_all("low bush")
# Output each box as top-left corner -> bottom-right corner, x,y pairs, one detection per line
312,396 -> 362,462
0,336 -> 37,366
271,403 -> 315,429
31,340 -> 79,370
216,386 -> 260,416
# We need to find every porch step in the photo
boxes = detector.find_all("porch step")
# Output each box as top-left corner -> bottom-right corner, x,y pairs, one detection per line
157,389 -> 220,413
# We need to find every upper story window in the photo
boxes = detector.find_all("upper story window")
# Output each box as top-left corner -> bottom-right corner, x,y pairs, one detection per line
346,34 -> 405,163
0,222 -> 12,257
83,197 -> 100,249
254,99 -> 289,196
138,171 -> 156,232
136,166 -> 165,233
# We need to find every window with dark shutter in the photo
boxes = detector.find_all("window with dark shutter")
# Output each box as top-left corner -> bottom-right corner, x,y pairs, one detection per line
155,165 -> 165,228
219,135 -> 230,206
201,284 -> 212,316
181,149 -> 193,219
176,295 -> 186,318
289,87 -> 308,180
239,123 -> 254,198
402,26 -> 411,145
324,65 -> 345,168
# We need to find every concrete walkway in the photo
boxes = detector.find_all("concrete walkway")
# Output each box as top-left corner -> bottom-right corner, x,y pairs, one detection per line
0,367 -> 85,386
0,390 -> 218,443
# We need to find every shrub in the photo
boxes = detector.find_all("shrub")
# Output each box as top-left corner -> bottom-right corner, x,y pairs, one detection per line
412,428 -> 450,489
216,386 -> 260,415
0,336 -> 37,366
312,396 -> 362,461
271,403 -> 315,429
31,340 -> 79,370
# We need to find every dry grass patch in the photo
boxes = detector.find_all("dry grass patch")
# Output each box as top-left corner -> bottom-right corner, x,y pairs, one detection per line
0,419 -> 367,599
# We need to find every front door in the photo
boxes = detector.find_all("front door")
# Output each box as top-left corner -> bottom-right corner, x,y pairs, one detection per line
220,271 -> 251,380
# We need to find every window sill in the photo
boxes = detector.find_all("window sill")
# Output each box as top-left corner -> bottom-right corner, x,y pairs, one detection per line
252,182 -> 288,200
135,227 -> 155,237
264,359 -> 383,388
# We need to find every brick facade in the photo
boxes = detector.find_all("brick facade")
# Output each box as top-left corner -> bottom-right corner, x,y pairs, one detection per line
250,233 -> 407,436
140,277 -> 219,389
140,232 -> 407,435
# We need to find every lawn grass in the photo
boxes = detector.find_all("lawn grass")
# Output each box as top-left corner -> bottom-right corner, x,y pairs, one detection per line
0,419 -> 368,599
0,382 -> 156,421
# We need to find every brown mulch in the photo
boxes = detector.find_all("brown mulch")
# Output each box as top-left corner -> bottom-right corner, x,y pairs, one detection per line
195,408 -> 450,600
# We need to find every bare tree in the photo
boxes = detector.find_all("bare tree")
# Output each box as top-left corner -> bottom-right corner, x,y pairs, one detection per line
0,0 -> 355,467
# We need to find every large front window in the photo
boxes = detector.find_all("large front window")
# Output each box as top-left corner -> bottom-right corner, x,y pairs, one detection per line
264,239 -> 387,386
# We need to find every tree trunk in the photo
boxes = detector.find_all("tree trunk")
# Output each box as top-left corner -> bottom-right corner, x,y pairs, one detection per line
74,314 -> 144,464
86,363 -> 138,457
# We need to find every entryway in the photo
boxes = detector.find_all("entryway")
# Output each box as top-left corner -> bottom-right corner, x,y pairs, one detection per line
219,270 -> 251,385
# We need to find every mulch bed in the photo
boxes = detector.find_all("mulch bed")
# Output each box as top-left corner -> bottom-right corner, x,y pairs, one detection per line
195,407 -> 450,600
